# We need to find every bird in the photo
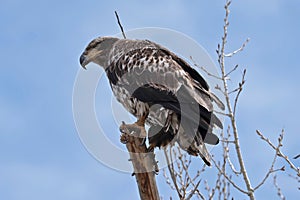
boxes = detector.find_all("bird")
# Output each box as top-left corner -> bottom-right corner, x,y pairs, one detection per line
79,36 -> 224,166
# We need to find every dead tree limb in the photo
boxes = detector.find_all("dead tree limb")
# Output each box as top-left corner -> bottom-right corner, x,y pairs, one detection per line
114,13 -> 159,200
217,1 -> 255,199
120,122 -> 160,200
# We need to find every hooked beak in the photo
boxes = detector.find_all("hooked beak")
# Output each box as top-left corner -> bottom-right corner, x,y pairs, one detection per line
79,54 -> 88,69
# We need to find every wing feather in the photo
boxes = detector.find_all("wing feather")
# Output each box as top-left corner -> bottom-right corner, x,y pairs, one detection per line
106,42 -> 223,165
147,40 -> 225,111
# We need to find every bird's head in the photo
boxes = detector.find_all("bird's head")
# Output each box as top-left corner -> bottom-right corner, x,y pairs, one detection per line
79,37 -> 119,69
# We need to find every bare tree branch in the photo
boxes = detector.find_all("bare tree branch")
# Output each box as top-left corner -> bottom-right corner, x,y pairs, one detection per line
177,148 -> 205,199
200,65 -> 223,80
225,64 -> 239,77
253,147 -> 284,191
114,11 -> 126,39
294,154 -> 300,159
224,125 -> 241,176
120,122 -> 160,200
256,130 -> 300,177
233,69 -> 246,117
227,155 -> 241,175
186,180 -> 202,200
164,147 -> 183,199
224,38 -> 250,57
160,0 -> 299,199
163,168 -> 176,190
217,1 -> 255,199
163,146 -> 207,200
273,175 -> 286,200
190,56 -> 223,80
211,157 -> 248,195
213,109 -> 231,117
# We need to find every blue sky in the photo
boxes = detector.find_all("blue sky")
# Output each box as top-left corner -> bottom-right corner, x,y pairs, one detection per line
1,0 -> 299,199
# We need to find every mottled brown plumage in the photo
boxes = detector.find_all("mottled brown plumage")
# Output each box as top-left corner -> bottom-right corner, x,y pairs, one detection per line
80,37 -> 224,166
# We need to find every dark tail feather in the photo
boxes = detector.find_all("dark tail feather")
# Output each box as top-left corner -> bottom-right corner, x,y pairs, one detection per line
187,142 -> 211,166
211,113 -> 223,129
210,92 -> 225,111
203,133 -> 219,145
197,140 -> 211,166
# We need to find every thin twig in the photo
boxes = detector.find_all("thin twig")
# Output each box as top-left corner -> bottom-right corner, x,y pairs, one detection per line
253,148 -> 284,191
177,148 -> 204,199
273,175 -> 286,200
164,147 -> 183,199
227,156 -> 241,175
114,11 -> 126,39
224,126 -> 241,175
218,1 -> 255,199
220,139 -> 235,144
233,69 -> 246,117
225,64 -> 239,77
186,180 -> 203,200
287,174 -> 300,190
293,154 -> 300,159
213,109 -> 231,117
207,172 -> 221,200
228,87 -> 241,95
163,168 -> 176,190
221,128 -> 230,200
224,38 -> 250,57
215,84 -> 226,94
211,157 -> 248,195
256,130 -> 300,177
190,56 -> 222,80
200,66 -> 223,80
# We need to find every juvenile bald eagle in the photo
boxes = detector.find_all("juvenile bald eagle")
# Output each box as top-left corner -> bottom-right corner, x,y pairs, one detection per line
80,37 -> 224,166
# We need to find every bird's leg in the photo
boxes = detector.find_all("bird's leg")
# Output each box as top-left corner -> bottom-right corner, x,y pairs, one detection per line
119,115 -> 159,173
119,115 -> 147,145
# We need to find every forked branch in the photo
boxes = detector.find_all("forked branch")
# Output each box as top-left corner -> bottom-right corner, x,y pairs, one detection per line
216,1 -> 255,199
256,130 -> 300,177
